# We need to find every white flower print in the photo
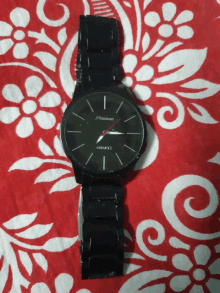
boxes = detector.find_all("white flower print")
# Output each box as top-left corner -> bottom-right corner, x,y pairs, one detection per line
122,53 -> 154,102
0,75 -> 61,138
144,2 -> 194,39
31,273 -> 91,293
0,7 -> 30,59
170,245 -> 220,292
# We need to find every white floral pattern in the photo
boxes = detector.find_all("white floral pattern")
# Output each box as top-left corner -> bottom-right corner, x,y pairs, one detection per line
0,0 -> 219,292
0,7 -> 30,58
144,2 -> 194,39
31,273 -> 91,293
122,53 -> 154,101
0,75 -> 61,137
119,1 -> 219,130
171,245 -> 220,292
120,220 -> 220,293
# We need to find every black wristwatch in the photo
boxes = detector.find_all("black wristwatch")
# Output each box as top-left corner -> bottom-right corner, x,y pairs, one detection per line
60,15 -> 147,279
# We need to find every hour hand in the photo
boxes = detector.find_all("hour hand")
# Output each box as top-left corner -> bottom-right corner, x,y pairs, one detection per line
96,134 -> 104,144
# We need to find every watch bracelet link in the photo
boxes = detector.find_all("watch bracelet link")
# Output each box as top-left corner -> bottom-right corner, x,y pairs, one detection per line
80,181 -> 124,279
76,15 -> 121,91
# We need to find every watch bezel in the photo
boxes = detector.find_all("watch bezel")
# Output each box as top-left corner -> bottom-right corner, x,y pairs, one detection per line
60,85 -> 147,178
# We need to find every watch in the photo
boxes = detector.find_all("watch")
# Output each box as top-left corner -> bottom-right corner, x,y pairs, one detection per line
60,15 -> 147,279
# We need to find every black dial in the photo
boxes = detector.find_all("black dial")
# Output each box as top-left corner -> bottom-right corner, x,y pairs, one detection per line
62,92 -> 145,173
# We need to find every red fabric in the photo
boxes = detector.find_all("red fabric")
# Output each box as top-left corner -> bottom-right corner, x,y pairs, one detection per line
0,0 -> 220,292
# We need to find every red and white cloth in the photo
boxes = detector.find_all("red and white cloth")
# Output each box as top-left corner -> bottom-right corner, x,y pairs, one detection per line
0,0 -> 219,292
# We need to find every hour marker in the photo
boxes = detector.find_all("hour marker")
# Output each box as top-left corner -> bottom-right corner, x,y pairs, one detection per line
124,115 -> 136,123
116,102 -> 123,113
103,156 -> 105,170
72,143 -> 85,151
104,96 -> 106,109
115,153 -> 123,165
72,112 -> 85,121
124,144 -> 135,152
85,153 -> 93,165
127,133 -> 140,135
86,99 -> 94,112
67,131 -> 82,133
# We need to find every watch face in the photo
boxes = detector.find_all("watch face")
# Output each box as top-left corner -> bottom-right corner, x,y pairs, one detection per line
62,92 -> 145,174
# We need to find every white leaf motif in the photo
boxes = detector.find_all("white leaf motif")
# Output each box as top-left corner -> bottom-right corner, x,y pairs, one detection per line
169,237 -> 190,250
156,42 -> 183,57
55,273 -> 73,293
143,0 -> 153,10
187,103 -> 218,124
3,213 -> 37,230
33,253 -> 48,272
39,138 -> 54,156
123,263 -> 142,275
142,40 -> 164,61
16,223 -> 53,239
54,135 -> 66,157
123,1 -> 132,8
18,250 -> 32,275
9,157 -> 44,171
34,51 -> 57,71
43,236 -> 78,252
152,48 -> 207,84
50,176 -> 78,193
119,270 -> 172,293
58,27 -> 67,45
35,168 -> 71,183
208,153 -> 220,165
177,79 -> 220,99
142,32 -> 150,53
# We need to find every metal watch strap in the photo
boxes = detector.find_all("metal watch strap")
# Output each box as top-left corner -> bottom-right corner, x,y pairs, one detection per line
76,15 -> 121,91
79,179 -> 124,279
